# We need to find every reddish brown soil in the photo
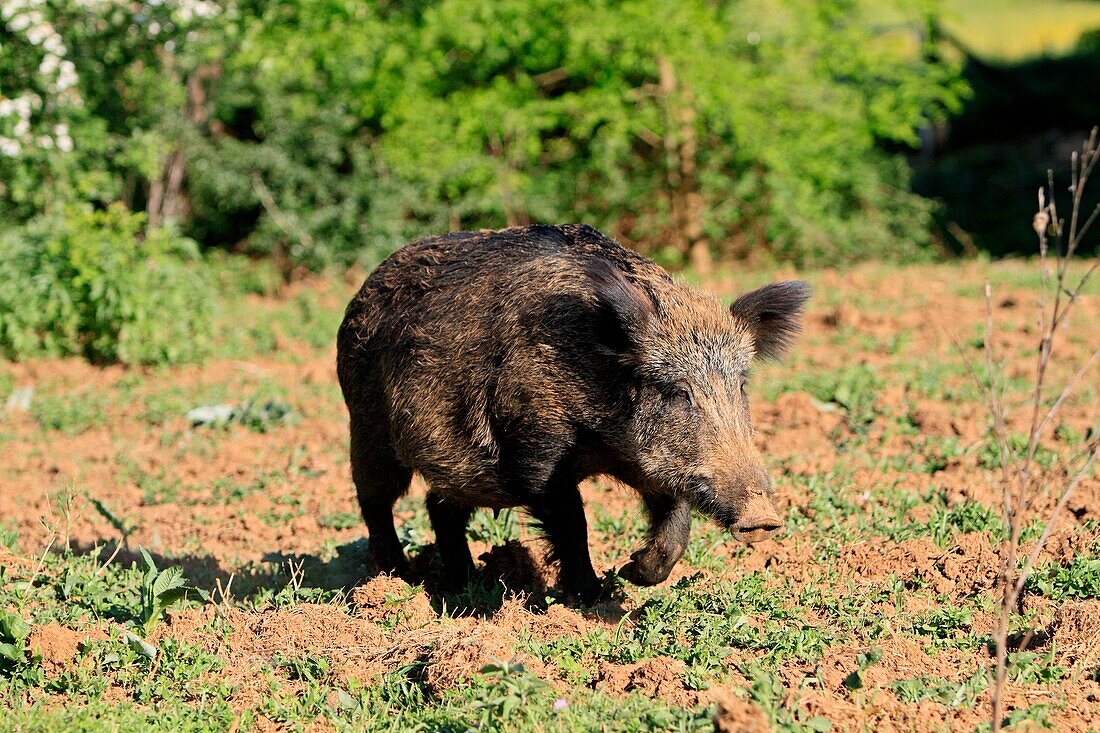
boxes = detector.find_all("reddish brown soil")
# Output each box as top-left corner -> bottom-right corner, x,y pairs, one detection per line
712,690 -> 772,733
2,261 -> 1097,729
26,624 -> 108,677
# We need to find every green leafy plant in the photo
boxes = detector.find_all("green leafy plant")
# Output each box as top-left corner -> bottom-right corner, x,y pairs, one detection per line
978,433 -> 1059,471
1025,556 -> 1100,600
841,648 -> 882,690
0,612 -> 43,688
471,662 -> 549,733
137,548 -> 192,636
91,498 -> 139,546
1007,650 -> 1066,685
468,509 -> 520,545
801,365 -> 882,429
890,668 -> 988,707
30,391 -> 107,436
274,652 -> 332,684
0,204 -> 215,365
911,607 -> 974,640
743,664 -> 832,732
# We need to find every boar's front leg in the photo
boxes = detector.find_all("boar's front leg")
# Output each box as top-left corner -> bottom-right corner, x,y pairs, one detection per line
618,496 -> 691,586
529,481 -> 603,605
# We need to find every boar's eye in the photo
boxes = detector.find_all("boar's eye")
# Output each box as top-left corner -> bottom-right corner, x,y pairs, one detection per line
663,383 -> 693,405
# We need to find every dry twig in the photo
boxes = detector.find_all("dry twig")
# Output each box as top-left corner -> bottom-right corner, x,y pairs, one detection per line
970,129 -> 1100,732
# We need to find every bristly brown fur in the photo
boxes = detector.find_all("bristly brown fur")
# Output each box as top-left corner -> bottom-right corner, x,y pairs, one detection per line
336,224 -> 809,603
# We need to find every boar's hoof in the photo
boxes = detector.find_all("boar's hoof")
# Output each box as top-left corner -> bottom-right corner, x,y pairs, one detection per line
436,564 -> 477,594
563,579 -> 605,607
370,550 -> 411,579
618,551 -> 674,587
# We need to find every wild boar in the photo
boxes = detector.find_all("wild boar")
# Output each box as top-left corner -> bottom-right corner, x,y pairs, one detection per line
337,224 -> 809,603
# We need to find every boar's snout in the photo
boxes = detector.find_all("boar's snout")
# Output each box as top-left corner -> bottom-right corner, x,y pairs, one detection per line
731,490 -> 783,544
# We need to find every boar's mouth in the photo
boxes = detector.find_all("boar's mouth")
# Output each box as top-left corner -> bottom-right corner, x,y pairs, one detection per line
730,527 -> 781,544
688,482 -> 783,544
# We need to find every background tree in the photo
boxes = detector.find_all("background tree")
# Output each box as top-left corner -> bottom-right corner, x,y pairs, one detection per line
1,0 -> 967,279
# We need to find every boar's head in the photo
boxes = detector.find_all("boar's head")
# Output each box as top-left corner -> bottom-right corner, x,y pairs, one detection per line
588,259 -> 810,543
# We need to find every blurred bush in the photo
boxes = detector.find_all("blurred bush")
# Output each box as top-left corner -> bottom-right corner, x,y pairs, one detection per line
1,0 -> 967,276
0,204 -> 214,365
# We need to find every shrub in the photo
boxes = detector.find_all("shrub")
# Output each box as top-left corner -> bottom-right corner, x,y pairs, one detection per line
0,204 -> 215,365
193,0 -> 965,269
0,0 -> 967,272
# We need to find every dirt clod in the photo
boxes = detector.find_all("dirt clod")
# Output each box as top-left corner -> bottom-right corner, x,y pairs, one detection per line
350,575 -> 435,629
27,624 -> 105,675
713,690 -> 771,733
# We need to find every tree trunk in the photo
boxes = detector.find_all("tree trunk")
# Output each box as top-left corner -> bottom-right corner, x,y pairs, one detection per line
657,57 -> 711,276
149,62 -> 217,229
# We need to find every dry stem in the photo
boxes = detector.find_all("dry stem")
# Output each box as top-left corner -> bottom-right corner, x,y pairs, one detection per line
981,128 -> 1100,733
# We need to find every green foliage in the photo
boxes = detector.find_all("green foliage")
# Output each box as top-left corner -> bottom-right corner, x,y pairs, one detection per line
923,501 -> 1002,545
2,0 -> 966,272
468,509 -> 520,545
0,204 -> 215,365
30,390 -> 107,436
319,512 -> 361,530
786,364 -> 883,429
910,606 -> 974,641
137,548 -> 191,636
977,433 -> 1059,471
0,0 -> 223,222
274,652 -> 332,684
470,662 -> 550,733
201,0 -> 965,268
841,648 -> 882,690
743,665 -> 833,732
0,525 -> 18,552
91,499 -> 139,543
1026,556 -> 1100,600
0,611 -> 44,689
1007,649 -> 1065,685
890,668 -> 988,707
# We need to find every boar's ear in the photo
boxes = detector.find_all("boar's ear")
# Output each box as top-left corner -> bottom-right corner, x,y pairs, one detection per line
730,281 -> 811,361
585,258 -> 653,354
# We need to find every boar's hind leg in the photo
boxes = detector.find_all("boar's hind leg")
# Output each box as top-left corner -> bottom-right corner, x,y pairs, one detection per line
529,482 -> 603,605
618,496 -> 691,586
425,490 -> 476,589
350,429 -> 412,576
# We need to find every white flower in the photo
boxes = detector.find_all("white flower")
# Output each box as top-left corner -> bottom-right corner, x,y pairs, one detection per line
193,1 -> 220,19
0,137 -> 22,157
55,60 -> 77,91
42,34 -> 65,55
7,12 -> 33,32
39,52 -> 61,76
26,22 -> 52,46
57,134 -> 73,152
14,95 -> 35,115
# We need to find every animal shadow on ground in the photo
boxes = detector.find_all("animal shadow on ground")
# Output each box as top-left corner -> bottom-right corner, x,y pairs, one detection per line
73,536 -> 625,620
